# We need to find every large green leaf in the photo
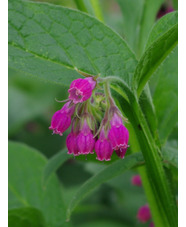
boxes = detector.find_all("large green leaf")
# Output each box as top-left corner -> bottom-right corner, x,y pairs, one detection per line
146,12 -> 178,49
66,152 -> 144,220
8,207 -> 46,227
146,12 -> 178,144
133,18 -> 178,96
151,47 -> 178,144
8,0 -> 137,88
117,0 -> 163,56
8,142 -> 68,227
162,141 -> 178,168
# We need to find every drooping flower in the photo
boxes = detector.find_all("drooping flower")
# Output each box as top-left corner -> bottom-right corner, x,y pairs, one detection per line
68,77 -> 96,104
66,132 -> 79,156
95,127 -> 113,161
108,113 -> 129,159
131,175 -> 142,187
137,205 -> 151,223
76,119 -> 95,154
49,101 -> 75,136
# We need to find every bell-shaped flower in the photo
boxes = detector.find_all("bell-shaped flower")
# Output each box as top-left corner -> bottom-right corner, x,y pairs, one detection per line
66,132 -> 79,156
76,119 -> 95,155
108,113 -> 129,159
68,77 -> 96,104
49,101 -> 75,136
95,127 -> 113,161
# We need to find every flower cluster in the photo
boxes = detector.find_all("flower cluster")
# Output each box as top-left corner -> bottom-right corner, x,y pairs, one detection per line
49,75 -> 129,161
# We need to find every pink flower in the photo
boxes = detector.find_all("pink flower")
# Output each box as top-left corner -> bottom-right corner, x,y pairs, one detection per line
76,119 -> 95,154
137,205 -> 151,223
131,175 -> 142,187
66,132 -> 79,156
49,101 -> 75,136
108,113 -> 129,159
68,77 -> 96,104
95,128 -> 113,161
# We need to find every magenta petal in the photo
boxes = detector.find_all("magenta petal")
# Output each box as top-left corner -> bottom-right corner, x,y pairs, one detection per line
131,175 -> 142,187
77,132 -> 95,154
68,78 -> 94,104
66,133 -> 79,156
95,139 -> 113,161
137,205 -> 151,223
108,125 -> 129,151
49,111 -> 71,136
115,147 -> 127,159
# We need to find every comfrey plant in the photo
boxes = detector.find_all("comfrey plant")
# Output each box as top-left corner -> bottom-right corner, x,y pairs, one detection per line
49,73 -> 129,161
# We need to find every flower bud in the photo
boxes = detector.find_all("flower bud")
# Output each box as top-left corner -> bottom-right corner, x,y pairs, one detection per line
95,128 -> 113,161
77,119 -> 95,154
131,175 -> 142,187
137,205 -> 151,223
68,77 -> 96,104
108,113 -> 129,159
49,101 -> 75,136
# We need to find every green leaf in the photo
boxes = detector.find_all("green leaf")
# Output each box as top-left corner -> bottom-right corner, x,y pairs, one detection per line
162,142 -> 178,168
8,0 -> 137,88
133,20 -> 178,96
110,89 -> 178,226
8,141 -> 67,227
138,84 -> 158,141
146,12 -> 178,49
8,207 -> 46,227
43,149 -> 71,186
117,0 -> 163,56
150,47 -> 178,144
66,152 -> 144,220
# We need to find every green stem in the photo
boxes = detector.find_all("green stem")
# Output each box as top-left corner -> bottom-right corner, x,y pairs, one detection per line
131,95 -> 178,227
90,0 -> 104,22
110,81 -> 178,226
74,0 -> 88,13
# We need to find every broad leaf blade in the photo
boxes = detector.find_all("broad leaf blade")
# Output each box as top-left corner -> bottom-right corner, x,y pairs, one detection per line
146,11 -> 178,49
162,143 -> 178,168
8,142 -> 67,227
66,152 -> 144,220
146,13 -> 178,143
8,207 -> 46,227
133,22 -> 178,96
151,48 -> 178,144
9,0 -> 137,88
